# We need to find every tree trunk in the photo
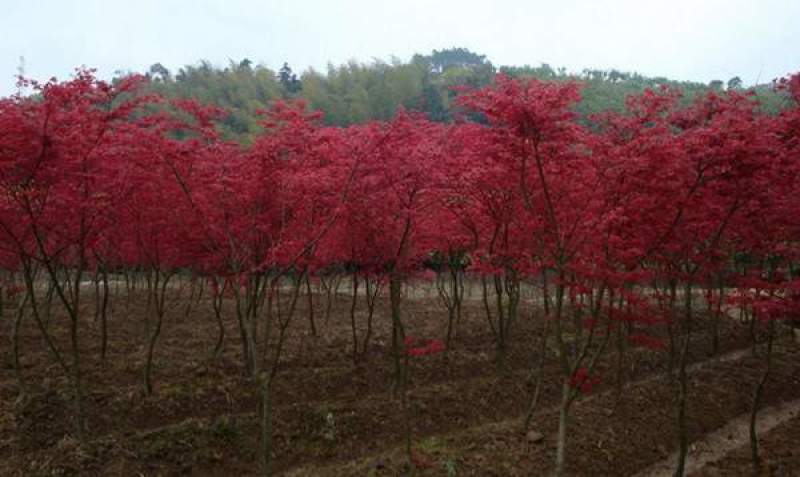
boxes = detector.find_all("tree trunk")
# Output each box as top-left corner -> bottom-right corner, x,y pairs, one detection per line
674,282 -> 693,477
666,280 -> 678,379
144,312 -> 162,396
99,266 -> 110,362
524,318 -> 549,430
350,271 -> 360,363
361,276 -> 379,358
259,372 -> 273,476
69,311 -> 87,442
494,274 -> 508,369
235,285 -> 254,377
305,274 -> 316,337
144,272 -> 171,396
12,293 -> 30,394
749,319 -> 774,474
211,288 -> 226,361
554,380 -> 572,477
388,275 -> 414,473
453,269 -> 464,339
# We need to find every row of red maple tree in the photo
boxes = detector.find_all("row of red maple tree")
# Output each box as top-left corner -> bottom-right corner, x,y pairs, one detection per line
1,69 -> 799,475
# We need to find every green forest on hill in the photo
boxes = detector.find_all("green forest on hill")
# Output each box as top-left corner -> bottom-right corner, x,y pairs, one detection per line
129,47 -> 787,141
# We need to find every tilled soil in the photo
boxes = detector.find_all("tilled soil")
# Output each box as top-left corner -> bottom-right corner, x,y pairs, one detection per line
288,344 -> 800,476
1,285 -> 798,476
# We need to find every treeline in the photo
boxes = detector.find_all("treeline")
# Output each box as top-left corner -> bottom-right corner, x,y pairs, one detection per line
132,48 -> 785,141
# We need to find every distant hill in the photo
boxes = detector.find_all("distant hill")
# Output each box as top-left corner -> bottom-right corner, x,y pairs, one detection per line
131,48 -> 789,142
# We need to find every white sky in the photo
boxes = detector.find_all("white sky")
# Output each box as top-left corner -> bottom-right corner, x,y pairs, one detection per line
2,0 -> 799,95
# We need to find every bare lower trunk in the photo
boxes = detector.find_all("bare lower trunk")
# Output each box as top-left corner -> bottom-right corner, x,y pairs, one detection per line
93,272 -> 101,323
211,289 -> 226,360
305,275 -> 316,337
42,278 -> 56,329
554,381 -> 572,477
361,277 -> 379,357
524,318 -> 549,430
749,319 -> 774,474
144,312 -> 162,396
69,313 -> 87,442
444,301 -> 456,353
437,267 -> 460,354
454,269 -> 464,339
674,283 -> 693,477
350,272 -> 360,363
674,336 -> 690,477
99,266 -> 109,362
259,372 -> 273,476
613,302 -> 626,410
12,294 -> 29,394
144,272 -> 171,396
22,267 -> 68,373
666,280 -> 678,378
257,274 -> 302,475
235,292 -> 253,377
494,274 -> 508,369
389,275 -> 414,474
321,275 -> 334,324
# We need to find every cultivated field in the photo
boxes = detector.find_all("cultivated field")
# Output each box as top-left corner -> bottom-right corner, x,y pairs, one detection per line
2,281 -> 798,476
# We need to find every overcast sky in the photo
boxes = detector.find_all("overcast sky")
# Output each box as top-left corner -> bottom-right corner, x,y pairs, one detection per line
2,0 -> 799,95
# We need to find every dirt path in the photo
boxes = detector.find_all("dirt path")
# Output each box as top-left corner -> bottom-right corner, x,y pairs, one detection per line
635,397 -> 800,477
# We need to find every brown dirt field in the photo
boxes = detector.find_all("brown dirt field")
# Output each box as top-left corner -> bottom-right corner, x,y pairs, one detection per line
1,284 -> 798,476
